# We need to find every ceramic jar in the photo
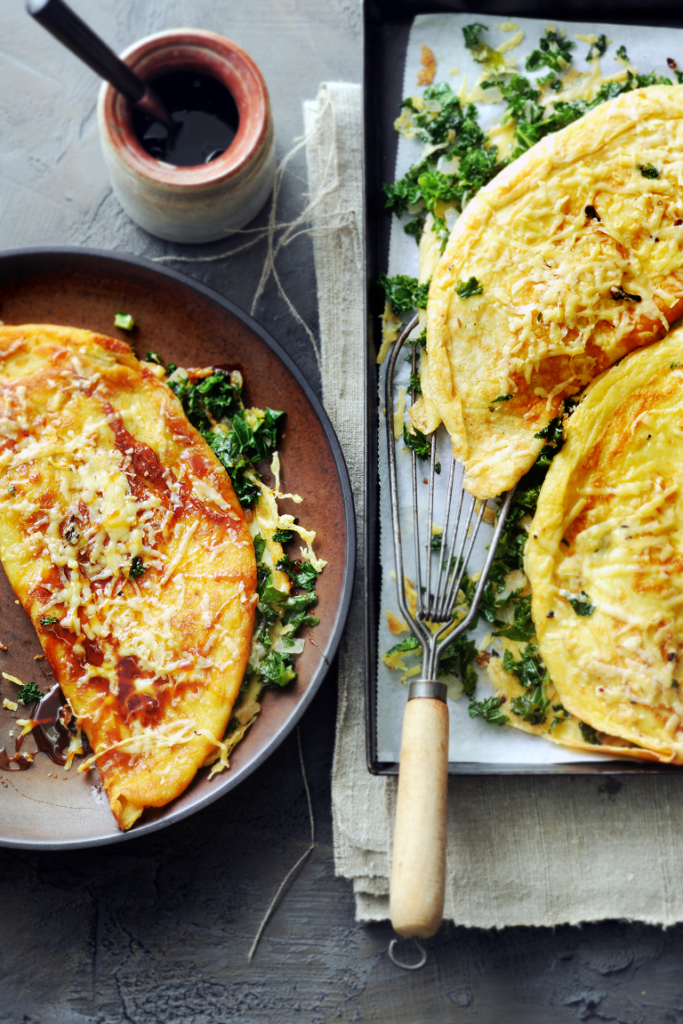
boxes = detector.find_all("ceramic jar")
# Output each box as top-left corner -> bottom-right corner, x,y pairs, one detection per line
97,29 -> 276,243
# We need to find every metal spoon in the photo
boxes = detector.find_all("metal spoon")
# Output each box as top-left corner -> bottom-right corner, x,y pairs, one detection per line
26,0 -> 172,126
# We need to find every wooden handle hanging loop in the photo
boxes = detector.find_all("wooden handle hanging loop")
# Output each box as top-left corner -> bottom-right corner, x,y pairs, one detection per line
390,682 -> 448,939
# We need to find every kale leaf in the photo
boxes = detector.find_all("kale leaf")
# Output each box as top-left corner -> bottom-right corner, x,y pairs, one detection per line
535,416 -> 564,466
16,681 -> 43,705
439,634 -> 479,697
276,555 -> 320,591
455,277 -> 484,299
386,635 -> 421,656
378,274 -> 430,316
468,695 -> 510,726
253,533 -> 266,563
510,685 -> 550,725
403,422 -> 431,461
586,34 -> 608,60
259,651 -> 297,688
502,644 -> 546,688
526,28 -> 574,73
273,526 -> 296,543
566,591 -> 595,617
129,556 -> 146,579
462,23 -> 487,50
579,721 -> 602,745
496,594 -> 536,641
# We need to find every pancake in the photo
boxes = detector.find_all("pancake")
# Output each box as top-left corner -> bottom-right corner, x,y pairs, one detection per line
525,325 -> 683,764
0,325 -> 256,827
422,85 -> 683,499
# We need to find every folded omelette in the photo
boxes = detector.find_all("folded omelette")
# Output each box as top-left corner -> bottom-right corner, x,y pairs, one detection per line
0,325 -> 256,827
418,85 -> 683,499
526,326 -> 683,763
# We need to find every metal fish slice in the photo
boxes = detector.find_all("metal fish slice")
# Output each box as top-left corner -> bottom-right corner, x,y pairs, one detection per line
384,313 -> 515,946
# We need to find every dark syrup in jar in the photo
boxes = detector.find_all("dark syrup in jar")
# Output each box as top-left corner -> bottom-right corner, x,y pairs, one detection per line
133,70 -> 239,167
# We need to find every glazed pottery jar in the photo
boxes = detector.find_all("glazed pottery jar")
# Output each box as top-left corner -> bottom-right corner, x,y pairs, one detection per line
97,29 -> 275,243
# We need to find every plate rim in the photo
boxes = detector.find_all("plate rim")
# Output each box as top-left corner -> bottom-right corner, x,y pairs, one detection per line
0,244 -> 356,849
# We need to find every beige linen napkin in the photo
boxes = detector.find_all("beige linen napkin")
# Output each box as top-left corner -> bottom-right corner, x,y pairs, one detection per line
304,82 -> 683,927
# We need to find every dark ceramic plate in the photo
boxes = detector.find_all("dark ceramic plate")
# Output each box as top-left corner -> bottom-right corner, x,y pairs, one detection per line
0,247 -> 354,848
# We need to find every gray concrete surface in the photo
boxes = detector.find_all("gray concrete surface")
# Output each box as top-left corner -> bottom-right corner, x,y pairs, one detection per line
1,1 -> 683,1021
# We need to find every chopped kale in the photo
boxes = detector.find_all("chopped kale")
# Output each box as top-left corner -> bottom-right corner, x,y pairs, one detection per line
462,23 -> 487,50
386,635 -> 421,656
253,533 -> 266,563
114,311 -> 135,331
129,556 -> 146,578
378,274 -> 430,316
526,28 -> 574,73
640,164 -> 660,179
203,408 -> 283,510
385,634 -> 421,659
197,371 -> 243,422
535,416 -> 564,466
468,695 -> 510,726
455,276 -> 484,299
586,34 -> 608,61
511,685 -> 550,725
409,372 -> 422,395
257,565 -> 274,598
491,393 -> 512,403
462,22 -> 507,71
145,351 -> 164,366
276,555 -> 320,591
439,634 -> 479,697
431,533 -> 443,551
550,703 -> 571,729
403,422 -> 435,465
579,721 -> 602,745
502,644 -> 546,689
616,44 -> 629,61
16,681 -> 43,705
39,615 -> 59,626
282,591 -> 320,633
259,651 -> 297,688
411,328 -> 427,351
496,594 -> 536,641
384,84 -> 505,239
566,591 -> 594,617
273,525 -> 297,543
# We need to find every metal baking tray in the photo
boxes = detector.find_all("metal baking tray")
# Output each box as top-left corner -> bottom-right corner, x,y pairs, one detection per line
0,247 -> 355,848
363,0 -> 683,775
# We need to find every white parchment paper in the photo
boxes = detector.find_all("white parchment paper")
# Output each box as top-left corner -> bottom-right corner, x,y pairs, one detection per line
377,12 -> 683,764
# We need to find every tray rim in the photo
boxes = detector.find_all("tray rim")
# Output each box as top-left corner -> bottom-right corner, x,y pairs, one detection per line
0,244 -> 356,848
362,0 -> 683,776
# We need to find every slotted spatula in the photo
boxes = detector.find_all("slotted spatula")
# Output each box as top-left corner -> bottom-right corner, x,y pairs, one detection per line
384,313 -> 515,948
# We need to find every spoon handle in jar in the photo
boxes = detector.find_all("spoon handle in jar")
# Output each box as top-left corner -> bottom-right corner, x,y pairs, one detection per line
26,0 -> 171,124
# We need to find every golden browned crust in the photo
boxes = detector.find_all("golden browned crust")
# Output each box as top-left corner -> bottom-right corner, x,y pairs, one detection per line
425,85 -> 683,498
0,325 -> 256,827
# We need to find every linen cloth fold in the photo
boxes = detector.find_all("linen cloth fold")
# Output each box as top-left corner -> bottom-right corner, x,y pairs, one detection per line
304,82 -> 683,927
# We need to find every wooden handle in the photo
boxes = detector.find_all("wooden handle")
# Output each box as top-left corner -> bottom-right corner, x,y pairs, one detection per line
390,696 -> 448,938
